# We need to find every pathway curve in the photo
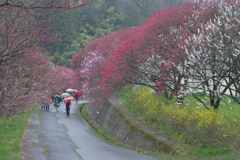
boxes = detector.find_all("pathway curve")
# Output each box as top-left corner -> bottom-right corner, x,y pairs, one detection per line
22,101 -> 157,160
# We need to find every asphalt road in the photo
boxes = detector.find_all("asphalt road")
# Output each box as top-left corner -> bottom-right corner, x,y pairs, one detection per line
22,101 -> 157,160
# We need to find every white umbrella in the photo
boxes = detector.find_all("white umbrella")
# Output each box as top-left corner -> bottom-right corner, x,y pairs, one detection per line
61,92 -> 71,98
66,88 -> 78,93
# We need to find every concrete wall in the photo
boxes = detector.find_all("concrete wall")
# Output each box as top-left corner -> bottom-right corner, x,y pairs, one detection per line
83,97 -> 175,153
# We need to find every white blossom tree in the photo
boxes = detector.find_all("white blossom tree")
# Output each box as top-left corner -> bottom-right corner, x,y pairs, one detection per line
185,0 -> 240,109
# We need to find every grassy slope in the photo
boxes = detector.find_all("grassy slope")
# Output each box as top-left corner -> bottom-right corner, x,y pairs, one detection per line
0,112 -> 30,160
118,86 -> 240,160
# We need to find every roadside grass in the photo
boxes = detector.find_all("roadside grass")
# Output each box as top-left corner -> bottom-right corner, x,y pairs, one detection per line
0,112 -> 30,160
118,85 -> 240,159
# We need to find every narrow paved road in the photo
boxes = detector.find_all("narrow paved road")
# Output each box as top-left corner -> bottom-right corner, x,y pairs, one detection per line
22,101 -> 157,160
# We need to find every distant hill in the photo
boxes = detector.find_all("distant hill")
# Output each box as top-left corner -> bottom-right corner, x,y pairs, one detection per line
112,0 -> 184,25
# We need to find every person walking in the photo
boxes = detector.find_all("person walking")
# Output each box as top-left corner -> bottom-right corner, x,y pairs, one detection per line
41,102 -> 50,112
74,90 -> 82,102
53,94 -> 62,112
41,102 -> 46,111
45,102 -> 50,112
64,98 -> 72,117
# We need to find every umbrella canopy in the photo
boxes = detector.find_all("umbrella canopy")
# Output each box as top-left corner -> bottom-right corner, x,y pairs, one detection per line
61,92 -> 71,98
64,96 -> 74,102
66,88 -> 78,93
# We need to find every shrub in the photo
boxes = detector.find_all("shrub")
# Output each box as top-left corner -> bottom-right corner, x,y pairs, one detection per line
119,86 -> 240,149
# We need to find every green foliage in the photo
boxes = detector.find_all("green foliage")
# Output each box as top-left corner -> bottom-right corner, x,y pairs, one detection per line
44,0 -> 126,65
70,4 -> 125,49
0,112 -> 30,160
119,85 -> 240,158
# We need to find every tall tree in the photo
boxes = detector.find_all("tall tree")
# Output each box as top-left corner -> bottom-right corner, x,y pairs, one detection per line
185,0 -> 240,109
0,0 -> 86,115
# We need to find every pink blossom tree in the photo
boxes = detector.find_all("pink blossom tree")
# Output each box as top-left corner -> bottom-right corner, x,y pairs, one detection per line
0,1 -> 86,115
99,3 -> 194,96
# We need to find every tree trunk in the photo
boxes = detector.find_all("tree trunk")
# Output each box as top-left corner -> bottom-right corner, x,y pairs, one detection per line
163,89 -> 173,100
210,95 -> 220,109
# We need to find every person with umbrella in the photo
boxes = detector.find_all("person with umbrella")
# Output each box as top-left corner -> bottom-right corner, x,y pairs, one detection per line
64,96 -> 74,117
61,92 -> 71,98
65,88 -> 78,94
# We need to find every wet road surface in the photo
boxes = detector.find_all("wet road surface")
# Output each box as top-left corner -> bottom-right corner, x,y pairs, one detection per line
22,101 -> 157,160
